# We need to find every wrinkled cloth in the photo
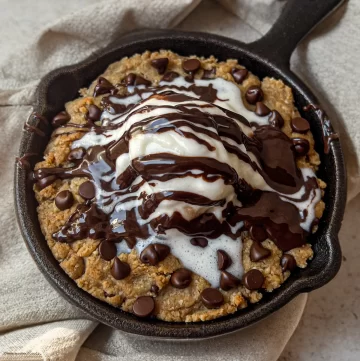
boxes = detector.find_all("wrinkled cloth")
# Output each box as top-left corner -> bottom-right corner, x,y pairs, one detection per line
0,0 -> 359,360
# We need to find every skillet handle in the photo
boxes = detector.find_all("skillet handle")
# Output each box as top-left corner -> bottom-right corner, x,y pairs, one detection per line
247,0 -> 345,68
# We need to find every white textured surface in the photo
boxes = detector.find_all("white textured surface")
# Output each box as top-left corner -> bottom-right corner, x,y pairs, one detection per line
0,0 -> 359,360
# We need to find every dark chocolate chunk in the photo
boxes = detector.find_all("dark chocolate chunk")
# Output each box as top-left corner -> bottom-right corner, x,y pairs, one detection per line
151,58 -> 169,75
249,225 -> 268,242
217,250 -> 232,270
150,285 -> 159,294
52,111 -> 70,128
125,73 -> 136,86
250,242 -> 271,262
280,254 -> 297,272
190,237 -> 208,248
162,71 -> 179,82
68,147 -> 86,161
292,138 -> 310,156
182,59 -> 201,73
38,175 -> 57,189
111,257 -> 131,279
93,77 -> 115,97
140,243 -> 170,266
268,110 -> 284,128
201,288 -> 224,309
291,117 -> 310,133
78,181 -> 96,200
98,240 -> 117,261
242,269 -> 264,290
202,67 -> 216,79
255,102 -> 271,116
170,268 -> 192,289
231,68 -> 248,84
55,190 -> 74,211
220,271 -> 240,291
132,296 -> 155,317
87,104 -> 102,121
245,86 -> 263,105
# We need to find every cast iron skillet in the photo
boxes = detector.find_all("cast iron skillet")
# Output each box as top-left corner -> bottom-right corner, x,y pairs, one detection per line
15,0 -> 347,339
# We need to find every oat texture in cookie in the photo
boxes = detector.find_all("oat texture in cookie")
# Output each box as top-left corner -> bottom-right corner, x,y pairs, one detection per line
33,50 -> 324,322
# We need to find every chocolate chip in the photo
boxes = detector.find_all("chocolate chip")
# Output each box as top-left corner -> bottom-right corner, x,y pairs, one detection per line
268,110 -> 284,128
250,242 -> 271,262
124,73 -> 151,86
55,190 -> 74,210
249,225 -> 268,242
38,175 -> 57,189
150,285 -> 159,294
201,288 -> 224,309
124,73 -> 136,85
291,117 -> 310,133
78,181 -> 95,199
255,102 -> 271,116
99,240 -> 117,261
111,257 -> 131,279
150,58 -> 169,75
281,254 -> 297,272
245,86 -> 263,105
292,138 -> 310,156
52,111 -> 70,128
154,243 -> 170,260
140,245 -> 158,265
162,71 -> 179,82
220,271 -> 240,291
242,269 -> 264,290
190,237 -> 208,248
202,67 -> 216,79
87,104 -> 102,121
182,59 -> 201,74
134,75 -> 151,86
170,268 -> 192,289
231,68 -> 248,84
68,147 -> 86,161
217,250 -> 232,270
140,243 -> 170,266
93,77 -> 115,97
132,296 -> 155,317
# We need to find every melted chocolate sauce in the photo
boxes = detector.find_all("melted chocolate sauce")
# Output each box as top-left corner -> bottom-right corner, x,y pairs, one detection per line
38,82 -> 319,253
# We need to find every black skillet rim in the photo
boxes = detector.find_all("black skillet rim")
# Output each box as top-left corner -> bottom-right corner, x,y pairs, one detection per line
14,29 -> 346,339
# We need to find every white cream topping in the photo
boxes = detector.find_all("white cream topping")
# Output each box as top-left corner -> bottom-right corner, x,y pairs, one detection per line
72,76 -> 320,286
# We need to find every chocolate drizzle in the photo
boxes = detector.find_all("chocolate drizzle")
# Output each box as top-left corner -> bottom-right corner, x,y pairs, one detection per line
16,152 -> 38,170
38,78 -> 320,255
303,104 -> 339,154
24,112 -> 48,137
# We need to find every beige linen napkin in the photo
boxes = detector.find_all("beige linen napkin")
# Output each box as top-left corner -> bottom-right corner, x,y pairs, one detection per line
0,0 -> 358,360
